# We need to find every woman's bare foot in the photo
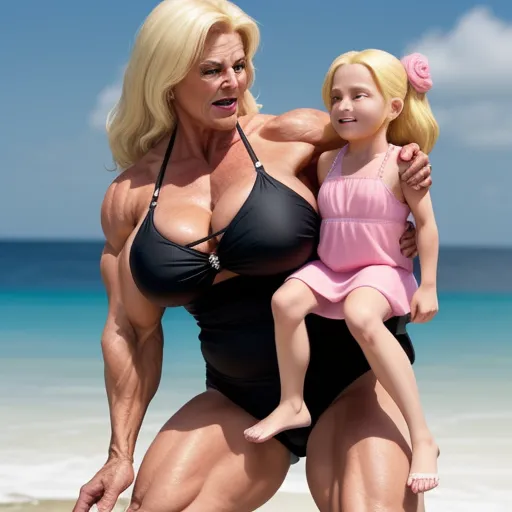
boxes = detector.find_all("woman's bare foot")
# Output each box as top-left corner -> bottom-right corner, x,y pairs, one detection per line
244,401 -> 311,443
407,437 -> 440,493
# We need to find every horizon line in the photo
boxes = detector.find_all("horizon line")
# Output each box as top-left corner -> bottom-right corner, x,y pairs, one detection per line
0,238 -> 511,250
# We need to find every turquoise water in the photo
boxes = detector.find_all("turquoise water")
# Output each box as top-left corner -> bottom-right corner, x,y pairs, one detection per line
0,242 -> 511,509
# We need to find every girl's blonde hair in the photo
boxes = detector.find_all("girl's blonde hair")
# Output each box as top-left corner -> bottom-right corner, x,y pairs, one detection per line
322,49 -> 439,153
107,0 -> 260,169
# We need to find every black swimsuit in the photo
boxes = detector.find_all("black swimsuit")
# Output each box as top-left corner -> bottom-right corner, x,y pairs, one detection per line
130,124 -> 414,457
130,125 -> 320,305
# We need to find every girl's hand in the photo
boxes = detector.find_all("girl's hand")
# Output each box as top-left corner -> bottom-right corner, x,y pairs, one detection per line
410,285 -> 438,323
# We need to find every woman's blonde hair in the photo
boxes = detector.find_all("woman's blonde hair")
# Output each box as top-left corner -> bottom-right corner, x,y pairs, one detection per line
321,49 -> 439,153
107,0 -> 260,169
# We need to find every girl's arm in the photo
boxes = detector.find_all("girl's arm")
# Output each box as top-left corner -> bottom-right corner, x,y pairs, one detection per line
402,184 -> 439,288
401,171 -> 439,322
262,108 -> 433,189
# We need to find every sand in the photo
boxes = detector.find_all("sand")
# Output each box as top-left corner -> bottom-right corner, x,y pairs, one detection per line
0,492 -> 318,511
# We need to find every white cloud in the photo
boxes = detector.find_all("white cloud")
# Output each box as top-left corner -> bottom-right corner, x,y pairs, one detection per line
89,77 -> 123,131
435,101 -> 512,149
407,7 -> 512,93
406,7 -> 512,149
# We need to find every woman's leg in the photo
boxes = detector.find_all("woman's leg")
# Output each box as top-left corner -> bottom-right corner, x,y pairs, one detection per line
127,390 -> 290,512
244,278 -> 319,443
306,372 -> 426,512
343,287 -> 438,493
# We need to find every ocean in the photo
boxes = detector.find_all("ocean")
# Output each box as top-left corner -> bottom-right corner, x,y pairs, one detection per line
0,241 -> 511,511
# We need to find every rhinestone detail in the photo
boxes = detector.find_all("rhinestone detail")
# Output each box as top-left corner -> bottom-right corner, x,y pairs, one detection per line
208,253 -> 220,270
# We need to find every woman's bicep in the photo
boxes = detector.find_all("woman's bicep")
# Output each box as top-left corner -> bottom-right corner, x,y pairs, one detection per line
101,241 -> 164,343
100,180 -> 164,337
263,108 -> 344,153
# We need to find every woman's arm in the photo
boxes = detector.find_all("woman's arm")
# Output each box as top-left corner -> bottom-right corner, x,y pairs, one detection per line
74,181 -> 164,512
263,108 -> 433,189
262,108 -> 343,154
100,242 -> 164,462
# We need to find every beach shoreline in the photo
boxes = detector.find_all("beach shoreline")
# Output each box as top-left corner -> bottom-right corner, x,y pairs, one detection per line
0,492 -> 319,511
1,246 -> 511,512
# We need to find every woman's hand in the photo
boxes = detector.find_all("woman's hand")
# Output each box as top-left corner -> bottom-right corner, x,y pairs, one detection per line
73,458 -> 134,512
398,143 -> 432,190
400,221 -> 418,258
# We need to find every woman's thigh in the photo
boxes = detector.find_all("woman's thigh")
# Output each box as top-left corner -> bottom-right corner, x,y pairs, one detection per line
305,372 -> 425,512
129,390 -> 291,512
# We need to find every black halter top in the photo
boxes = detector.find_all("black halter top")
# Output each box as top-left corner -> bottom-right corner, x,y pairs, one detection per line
129,123 -> 320,305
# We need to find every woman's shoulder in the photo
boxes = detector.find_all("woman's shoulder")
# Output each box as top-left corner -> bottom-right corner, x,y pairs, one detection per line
101,159 -> 156,252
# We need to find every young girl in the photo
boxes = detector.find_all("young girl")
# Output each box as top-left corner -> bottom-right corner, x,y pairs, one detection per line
244,49 -> 440,494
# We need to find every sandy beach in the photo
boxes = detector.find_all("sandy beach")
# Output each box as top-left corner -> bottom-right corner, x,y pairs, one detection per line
0,492 -> 318,511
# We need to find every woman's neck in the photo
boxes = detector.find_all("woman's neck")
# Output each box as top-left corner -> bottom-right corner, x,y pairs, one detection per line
172,112 -> 240,164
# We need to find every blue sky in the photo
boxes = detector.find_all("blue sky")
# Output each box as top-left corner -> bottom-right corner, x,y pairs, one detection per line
1,0 -> 511,246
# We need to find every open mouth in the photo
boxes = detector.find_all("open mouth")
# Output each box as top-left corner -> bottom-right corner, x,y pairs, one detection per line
212,98 -> 237,107
338,118 -> 356,124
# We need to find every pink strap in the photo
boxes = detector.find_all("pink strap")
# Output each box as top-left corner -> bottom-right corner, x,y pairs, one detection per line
377,144 -> 394,179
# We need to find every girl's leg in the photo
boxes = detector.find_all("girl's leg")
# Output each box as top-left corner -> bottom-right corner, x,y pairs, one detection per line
343,287 -> 439,494
244,278 -> 320,443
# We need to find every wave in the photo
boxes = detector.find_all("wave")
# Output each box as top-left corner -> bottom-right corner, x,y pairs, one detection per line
1,455 -> 512,510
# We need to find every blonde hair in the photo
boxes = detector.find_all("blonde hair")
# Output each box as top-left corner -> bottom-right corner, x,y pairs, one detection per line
107,0 -> 261,169
322,49 -> 439,153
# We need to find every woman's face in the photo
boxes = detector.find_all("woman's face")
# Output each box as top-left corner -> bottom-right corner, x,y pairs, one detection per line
173,29 -> 249,131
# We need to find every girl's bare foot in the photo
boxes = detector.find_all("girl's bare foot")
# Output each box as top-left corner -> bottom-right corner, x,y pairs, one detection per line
244,401 -> 311,443
407,437 -> 440,493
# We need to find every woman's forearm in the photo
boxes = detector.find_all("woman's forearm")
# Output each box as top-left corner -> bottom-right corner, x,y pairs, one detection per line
101,322 -> 164,461
416,219 -> 439,288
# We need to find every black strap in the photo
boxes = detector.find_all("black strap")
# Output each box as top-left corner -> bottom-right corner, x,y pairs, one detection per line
150,127 -> 178,208
149,123 -> 262,247
236,123 -> 263,169
186,227 -> 228,248
152,123 -> 262,209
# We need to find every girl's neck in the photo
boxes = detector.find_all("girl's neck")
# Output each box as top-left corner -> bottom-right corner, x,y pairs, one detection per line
345,128 -> 389,162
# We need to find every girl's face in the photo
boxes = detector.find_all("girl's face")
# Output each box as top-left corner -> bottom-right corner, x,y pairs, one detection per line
329,63 -> 401,142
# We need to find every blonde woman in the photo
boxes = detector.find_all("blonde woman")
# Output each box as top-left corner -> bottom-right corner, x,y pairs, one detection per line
73,2 -> 433,511
245,49 -> 440,494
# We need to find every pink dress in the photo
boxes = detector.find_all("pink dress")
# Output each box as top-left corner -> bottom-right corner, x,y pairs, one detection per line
289,143 -> 418,320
